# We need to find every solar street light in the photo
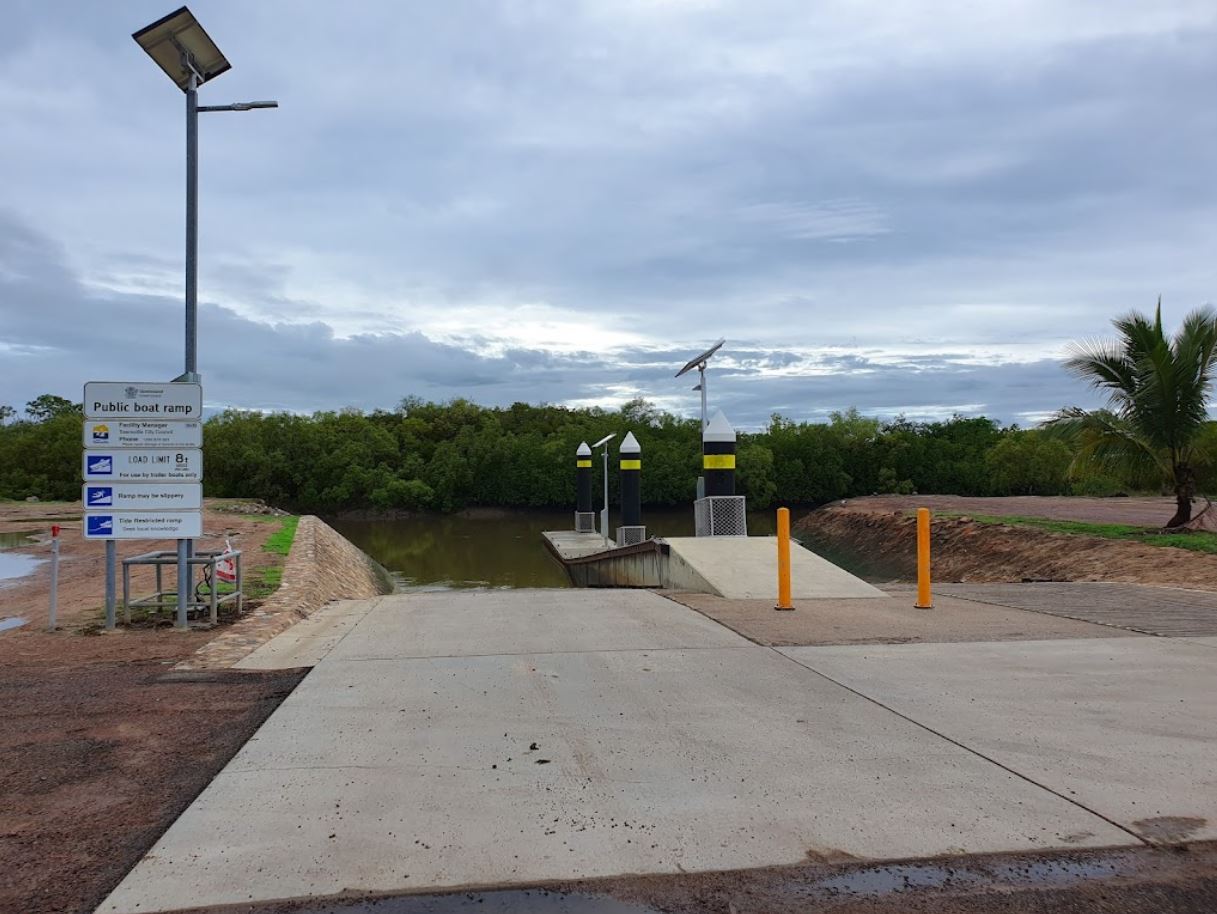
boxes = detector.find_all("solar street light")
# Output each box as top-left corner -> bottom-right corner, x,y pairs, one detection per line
133,6 -> 277,628
592,434 -> 617,546
133,6 -> 279,386
675,339 -> 725,431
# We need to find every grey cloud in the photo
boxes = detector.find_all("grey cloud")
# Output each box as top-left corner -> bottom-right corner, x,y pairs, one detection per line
0,3 -> 1212,426
0,210 -> 1104,427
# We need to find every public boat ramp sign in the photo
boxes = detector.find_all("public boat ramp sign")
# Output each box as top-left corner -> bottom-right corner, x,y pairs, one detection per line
83,382 -> 202,420
82,381 -> 205,542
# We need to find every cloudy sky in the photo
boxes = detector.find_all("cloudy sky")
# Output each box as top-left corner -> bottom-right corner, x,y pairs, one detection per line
1,1 -> 1214,427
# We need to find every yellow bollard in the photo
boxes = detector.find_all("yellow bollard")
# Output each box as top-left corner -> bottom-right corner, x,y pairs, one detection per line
915,507 -> 933,609
775,507 -> 793,611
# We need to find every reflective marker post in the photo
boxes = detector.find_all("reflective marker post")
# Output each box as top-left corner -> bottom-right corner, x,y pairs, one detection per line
47,525 -> 61,631
915,507 -> 933,609
775,508 -> 793,611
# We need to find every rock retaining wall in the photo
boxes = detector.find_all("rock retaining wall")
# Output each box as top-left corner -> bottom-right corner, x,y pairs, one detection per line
176,515 -> 393,670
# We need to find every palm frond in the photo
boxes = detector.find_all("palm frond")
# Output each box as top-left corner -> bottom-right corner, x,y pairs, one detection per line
1044,406 -> 1169,481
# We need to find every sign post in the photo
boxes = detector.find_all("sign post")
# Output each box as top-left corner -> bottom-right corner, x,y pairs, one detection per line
83,382 -> 204,630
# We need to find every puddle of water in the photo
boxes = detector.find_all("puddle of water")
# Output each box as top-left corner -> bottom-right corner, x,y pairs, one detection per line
0,617 -> 28,632
307,890 -> 657,913
0,551 -> 43,584
0,531 -> 38,549
804,849 -> 1140,900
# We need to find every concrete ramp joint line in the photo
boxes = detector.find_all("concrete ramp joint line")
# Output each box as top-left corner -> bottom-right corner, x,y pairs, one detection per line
663,536 -> 885,600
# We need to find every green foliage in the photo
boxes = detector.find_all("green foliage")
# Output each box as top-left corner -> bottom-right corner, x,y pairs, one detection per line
1049,301 -> 1217,526
25,394 -> 81,422
263,516 -> 299,556
984,431 -> 1071,495
960,514 -> 1217,555
0,411 -> 84,501
4,391 -> 1210,513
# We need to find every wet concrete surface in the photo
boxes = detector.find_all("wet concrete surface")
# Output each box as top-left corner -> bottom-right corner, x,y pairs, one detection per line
179,842 -> 1217,914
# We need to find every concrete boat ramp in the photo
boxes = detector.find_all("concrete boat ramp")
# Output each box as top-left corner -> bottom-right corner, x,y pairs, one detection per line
543,531 -> 884,598
100,585 -> 1217,913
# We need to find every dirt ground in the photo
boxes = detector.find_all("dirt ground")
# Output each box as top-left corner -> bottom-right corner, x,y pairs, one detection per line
0,499 -> 305,914
0,499 -> 284,632
0,633 -> 306,914
833,494 -> 1183,526
178,842 -> 1217,913
797,503 -> 1217,591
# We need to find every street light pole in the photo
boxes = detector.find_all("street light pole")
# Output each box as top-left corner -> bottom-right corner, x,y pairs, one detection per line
185,69 -> 199,381
698,364 -> 708,431
135,7 -> 277,629
601,441 -> 610,548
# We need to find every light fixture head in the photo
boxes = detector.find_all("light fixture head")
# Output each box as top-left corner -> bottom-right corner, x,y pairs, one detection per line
592,433 -> 617,448
133,6 -> 230,91
675,339 -> 725,378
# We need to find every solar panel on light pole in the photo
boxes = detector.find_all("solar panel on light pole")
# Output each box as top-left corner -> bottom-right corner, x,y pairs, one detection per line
675,339 -> 725,431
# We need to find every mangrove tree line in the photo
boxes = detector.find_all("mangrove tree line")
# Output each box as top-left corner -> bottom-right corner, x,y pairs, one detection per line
4,393 -> 1213,511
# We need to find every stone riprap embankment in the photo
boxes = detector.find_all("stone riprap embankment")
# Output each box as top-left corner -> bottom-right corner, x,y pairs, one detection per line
176,515 -> 392,670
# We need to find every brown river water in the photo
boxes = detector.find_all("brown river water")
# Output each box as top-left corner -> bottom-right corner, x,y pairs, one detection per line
328,507 -> 789,591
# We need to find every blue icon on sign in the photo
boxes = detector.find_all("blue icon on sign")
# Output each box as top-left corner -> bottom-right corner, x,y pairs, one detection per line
87,486 -> 113,507
87,455 -> 113,475
87,515 -> 114,536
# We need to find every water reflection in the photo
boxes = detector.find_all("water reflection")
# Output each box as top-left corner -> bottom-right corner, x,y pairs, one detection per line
328,507 -> 787,591
0,531 -> 38,549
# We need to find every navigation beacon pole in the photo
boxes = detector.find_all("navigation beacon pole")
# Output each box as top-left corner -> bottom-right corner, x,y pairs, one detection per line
575,442 -> 594,533
703,410 -> 736,496
617,432 -> 645,545
695,410 -> 746,536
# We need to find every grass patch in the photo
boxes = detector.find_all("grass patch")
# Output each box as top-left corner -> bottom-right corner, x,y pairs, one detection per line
953,513 -> 1217,555
262,515 -> 299,556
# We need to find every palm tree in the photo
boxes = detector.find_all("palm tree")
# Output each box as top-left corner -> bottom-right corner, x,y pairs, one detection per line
1049,301 -> 1217,528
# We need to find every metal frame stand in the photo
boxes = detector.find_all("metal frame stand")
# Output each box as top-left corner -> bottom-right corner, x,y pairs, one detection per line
123,548 -> 243,627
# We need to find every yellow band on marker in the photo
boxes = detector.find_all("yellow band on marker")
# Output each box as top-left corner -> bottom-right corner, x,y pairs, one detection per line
576,460 -> 592,468
620,459 -> 641,470
703,454 -> 736,470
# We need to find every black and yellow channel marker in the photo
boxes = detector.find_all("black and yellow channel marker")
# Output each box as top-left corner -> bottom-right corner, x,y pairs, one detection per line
702,410 -> 736,496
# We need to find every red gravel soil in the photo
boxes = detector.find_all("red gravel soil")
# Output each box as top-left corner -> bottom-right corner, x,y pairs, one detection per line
0,499 -> 284,632
0,631 -> 305,914
832,495 -> 1182,526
